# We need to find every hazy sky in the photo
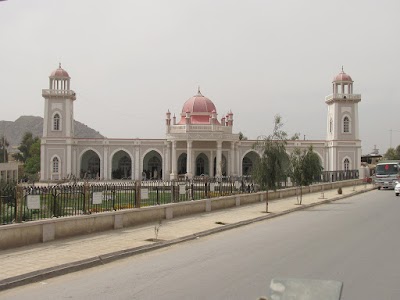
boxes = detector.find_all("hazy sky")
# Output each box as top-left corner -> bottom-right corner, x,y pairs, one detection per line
1,0 -> 399,154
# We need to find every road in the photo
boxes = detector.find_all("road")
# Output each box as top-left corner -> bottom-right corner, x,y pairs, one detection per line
1,189 -> 399,299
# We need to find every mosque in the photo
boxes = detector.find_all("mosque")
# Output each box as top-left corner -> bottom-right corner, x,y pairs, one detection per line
40,65 -> 362,181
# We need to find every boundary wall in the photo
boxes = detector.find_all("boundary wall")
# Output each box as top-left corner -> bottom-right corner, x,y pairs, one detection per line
0,180 -> 361,250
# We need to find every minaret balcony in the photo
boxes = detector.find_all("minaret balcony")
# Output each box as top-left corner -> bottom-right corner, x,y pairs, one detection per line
42,89 -> 76,100
325,93 -> 361,103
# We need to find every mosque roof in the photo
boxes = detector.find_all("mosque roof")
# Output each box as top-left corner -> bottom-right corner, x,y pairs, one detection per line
178,88 -> 220,125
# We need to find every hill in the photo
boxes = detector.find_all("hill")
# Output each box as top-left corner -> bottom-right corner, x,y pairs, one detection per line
0,116 -> 103,147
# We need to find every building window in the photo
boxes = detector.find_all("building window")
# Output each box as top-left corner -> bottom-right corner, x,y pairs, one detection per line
52,157 -> 59,173
344,158 -> 350,171
343,116 -> 350,133
329,119 -> 333,133
53,114 -> 60,131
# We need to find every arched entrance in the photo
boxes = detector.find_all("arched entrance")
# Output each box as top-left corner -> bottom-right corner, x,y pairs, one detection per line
80,150 -> 101,179
143,150 -> 162,180
177,153 -> 187,176
195,153 -> 209,176
242,151 -> 259,175
213,154 -> 227,176
111,150 -> 132,179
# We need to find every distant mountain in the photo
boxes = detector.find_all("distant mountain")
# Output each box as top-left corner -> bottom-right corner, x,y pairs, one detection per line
0,116 -> 103,147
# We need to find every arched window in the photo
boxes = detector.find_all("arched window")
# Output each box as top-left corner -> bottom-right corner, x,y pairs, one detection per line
344,158 -> 350,171
329,118 -> 333,133
53,114 -> 60,131
343,116 -> 350,133
52,157 -> 59,173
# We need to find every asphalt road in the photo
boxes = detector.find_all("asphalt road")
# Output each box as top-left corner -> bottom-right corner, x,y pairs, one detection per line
1,189 -> 399,300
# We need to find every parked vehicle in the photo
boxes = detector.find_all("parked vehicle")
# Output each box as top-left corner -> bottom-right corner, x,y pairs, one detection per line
395,181 -> 400,196
373,161 -> 400,190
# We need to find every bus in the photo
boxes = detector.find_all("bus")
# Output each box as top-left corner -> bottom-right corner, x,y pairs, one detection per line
374,160 -> 400,190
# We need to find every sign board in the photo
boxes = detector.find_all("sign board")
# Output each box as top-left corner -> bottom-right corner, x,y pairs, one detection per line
92,192 -> 103,205
179,184 -> 186,195
209,183 -> 215,192
27,195 -> 40,210
141,188 -> 149,200
234,181 -> 241,189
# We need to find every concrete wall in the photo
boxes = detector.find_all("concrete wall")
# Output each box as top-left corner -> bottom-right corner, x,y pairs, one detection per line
0,179 -> 362,250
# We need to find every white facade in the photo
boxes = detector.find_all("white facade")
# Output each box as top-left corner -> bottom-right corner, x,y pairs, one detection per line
40,66 -> 362,182
0,162 -> 19,183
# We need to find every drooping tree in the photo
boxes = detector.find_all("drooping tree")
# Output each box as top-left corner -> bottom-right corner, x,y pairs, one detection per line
290,146 -> 323,204
252,115 -> 290,191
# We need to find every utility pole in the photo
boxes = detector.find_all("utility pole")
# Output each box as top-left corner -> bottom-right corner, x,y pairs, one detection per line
389,129 -> 400,149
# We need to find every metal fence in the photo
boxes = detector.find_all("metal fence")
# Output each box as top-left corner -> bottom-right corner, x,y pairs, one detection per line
0,177 -> 255,225
0,182 -> 17,225
0,171 -> 358,226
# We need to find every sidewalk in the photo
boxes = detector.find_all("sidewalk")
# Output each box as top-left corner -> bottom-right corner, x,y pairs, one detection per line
0,184 -> 374,291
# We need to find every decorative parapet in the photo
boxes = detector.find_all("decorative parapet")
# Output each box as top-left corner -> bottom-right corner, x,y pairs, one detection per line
42,89 -> 76,100
168,124 -> 233,134
325,93 -> 361,103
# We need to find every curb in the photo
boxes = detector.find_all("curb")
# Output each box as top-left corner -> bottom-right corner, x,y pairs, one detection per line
0,187 -> 375,292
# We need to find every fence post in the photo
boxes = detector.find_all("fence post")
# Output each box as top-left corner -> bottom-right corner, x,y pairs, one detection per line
15,185 -> 24,223
83,181 -> 90,214
135,181 -> 141,208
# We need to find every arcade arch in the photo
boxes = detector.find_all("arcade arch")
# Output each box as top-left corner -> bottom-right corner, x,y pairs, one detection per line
80,149 -> 101,179
242,151 -> 260,175
143,150 -> 162,180
111,150 -> 132,179
195,153 -> 209,176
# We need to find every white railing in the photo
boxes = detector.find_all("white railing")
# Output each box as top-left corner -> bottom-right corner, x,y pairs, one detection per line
325,93 -> 361,101
42,89 -> 76,97
168,124 -> 232,133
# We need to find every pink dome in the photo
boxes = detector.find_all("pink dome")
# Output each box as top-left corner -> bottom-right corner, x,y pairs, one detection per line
178,88 -> 220,125
333,68 -> 353,82
50,63 -> 70,78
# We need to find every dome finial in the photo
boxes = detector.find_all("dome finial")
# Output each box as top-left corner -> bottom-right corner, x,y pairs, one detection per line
341,65 -> 344,72
197,85 -> 201,95
59,62 -> 62,69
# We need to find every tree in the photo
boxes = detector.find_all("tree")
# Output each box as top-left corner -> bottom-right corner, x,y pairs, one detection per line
24,138 -> 40,176
384,147 -> 399,160
239,132 -> 248,141
13,132 -> 40,163
0,135 -> 9,163
13,132 -> 41,182
290,146 -> 323,204
396,145 -> 400,159
252,115 -> 290,191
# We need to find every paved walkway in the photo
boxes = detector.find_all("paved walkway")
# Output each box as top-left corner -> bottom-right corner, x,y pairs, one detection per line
0,184 -> 374,290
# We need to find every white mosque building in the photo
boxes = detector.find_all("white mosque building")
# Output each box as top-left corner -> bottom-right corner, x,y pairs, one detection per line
40,65 -> 361,181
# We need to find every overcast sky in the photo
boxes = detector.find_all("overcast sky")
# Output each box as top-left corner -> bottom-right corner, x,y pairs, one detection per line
1,0 -> 399,154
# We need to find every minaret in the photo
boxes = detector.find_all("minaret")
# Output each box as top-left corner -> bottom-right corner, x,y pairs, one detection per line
41,64 -> 76,181
326,67 -> 361,141
325,67 -> 362,171
42,63 -> 76,138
